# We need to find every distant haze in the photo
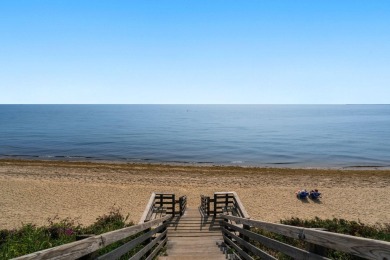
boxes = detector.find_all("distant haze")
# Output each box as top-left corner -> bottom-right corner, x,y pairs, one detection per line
0,1 -> 389,104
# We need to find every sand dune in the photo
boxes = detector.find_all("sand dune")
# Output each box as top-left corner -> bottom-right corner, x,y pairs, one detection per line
0,159 -> 389,229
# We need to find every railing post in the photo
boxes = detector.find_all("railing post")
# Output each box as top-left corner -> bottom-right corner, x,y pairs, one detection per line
225,193 -> 228,209
207,196 -> 210,215
179,196 -> 183,216
172,194 -> 176,217
214,194 -> 217,217
240,224 -> 251,254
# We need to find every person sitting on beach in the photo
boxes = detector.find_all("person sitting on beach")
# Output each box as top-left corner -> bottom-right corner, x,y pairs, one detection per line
309,189 -> 321,199
297,189 -> 309,199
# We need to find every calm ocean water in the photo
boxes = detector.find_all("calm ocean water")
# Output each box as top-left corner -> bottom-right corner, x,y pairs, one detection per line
0,105 -> 389,168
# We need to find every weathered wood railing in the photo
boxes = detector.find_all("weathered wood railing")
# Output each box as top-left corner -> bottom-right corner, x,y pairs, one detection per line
200,195 -> 211,215
178,195 -> 187,216
221,214 -> 390,260
14,215 -> 171,260
201,191 -> 390,260
140,192 -> 187,223
200,191 -> 249,218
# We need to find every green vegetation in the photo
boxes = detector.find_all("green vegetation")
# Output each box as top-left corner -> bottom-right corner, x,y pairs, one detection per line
0,207 -> 134,259
252,217 -> 390,260
280,217 -> 390,242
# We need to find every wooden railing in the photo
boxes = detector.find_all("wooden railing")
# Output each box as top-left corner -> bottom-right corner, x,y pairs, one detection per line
200,195 -> 211,215
200,191 -> 249,218
221,215 -> 390,260
14,215 -> 171,260
178,195 -> 187,216
139,193 -> 187,223
202,191 -> 390,260
15,192 -> 186,260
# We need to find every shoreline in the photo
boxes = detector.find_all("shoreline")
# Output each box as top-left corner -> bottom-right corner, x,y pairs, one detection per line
1,159 -> 389,229
1,158 -> 390,171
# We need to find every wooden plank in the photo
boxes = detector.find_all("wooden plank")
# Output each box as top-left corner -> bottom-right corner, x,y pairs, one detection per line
222,228 -> 276,260
215,201 -> 234,204
223,234 -> 254,260
223,222 -> 329,260
101,215 -> 170,245
223,244 -> 244,260
155,202 -> 175,205
129,229 -> 167,260
14,216 -> 171,260
97,225 -> 165,260
232,191 -> 250,218
145,236 -> 168,260
215,191 -> 235,196
222,215 -> 390,260
139,192 -> 156,223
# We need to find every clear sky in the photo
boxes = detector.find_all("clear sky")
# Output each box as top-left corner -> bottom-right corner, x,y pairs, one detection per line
0,1 -> 389,104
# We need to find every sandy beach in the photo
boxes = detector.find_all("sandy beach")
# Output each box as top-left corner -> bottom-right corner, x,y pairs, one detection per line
0,159 -> 389,230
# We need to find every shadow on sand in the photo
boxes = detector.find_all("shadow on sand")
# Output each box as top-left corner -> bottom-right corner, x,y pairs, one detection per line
309,197 -> 323,204
297,197 -> 310,203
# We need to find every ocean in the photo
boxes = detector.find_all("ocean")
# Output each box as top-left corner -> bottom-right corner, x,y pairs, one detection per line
0,105 -> 389,168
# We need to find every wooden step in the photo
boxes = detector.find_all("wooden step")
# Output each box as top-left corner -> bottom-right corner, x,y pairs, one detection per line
161,207 -> 224,259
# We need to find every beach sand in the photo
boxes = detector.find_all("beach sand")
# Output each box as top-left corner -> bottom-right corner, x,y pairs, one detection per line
0,159 -> 389,229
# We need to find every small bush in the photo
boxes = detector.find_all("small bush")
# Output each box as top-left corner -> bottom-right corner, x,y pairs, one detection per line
0,206 -> 133,259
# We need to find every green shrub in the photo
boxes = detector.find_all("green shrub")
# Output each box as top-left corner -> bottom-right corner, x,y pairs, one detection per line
280,217 -> 390,241
251,217 -> 390,260
0,206 -> 134,259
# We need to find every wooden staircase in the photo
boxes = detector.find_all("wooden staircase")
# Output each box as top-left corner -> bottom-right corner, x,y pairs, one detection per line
159,207 -> 225,259
14,192 -> 390,260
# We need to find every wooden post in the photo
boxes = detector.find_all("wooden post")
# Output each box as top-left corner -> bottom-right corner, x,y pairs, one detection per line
225,193 -> 229,212
240,224 -> 251,254
214,194 -> 217,217
179,196 -> 183,216
172,194 -> 176,217
207,197 -> 210,215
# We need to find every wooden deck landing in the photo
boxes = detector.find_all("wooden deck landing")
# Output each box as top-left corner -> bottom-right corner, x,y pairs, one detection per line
159,207 -> 225,260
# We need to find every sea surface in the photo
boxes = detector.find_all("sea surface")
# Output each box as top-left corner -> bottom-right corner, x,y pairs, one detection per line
0,105 -> 389,168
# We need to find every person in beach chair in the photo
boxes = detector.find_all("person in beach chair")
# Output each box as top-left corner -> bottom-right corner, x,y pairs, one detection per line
296,189 -> 309,199
309,189 -> 321,200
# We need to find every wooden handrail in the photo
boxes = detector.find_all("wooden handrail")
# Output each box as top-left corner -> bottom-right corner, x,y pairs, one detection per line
222,214 -> 390,260
15,215 -> 171,260
139,192 -> 156,223
179,195 -> 187,216
222,221 -> 328,260
231,191 -> 249,218
140,193 -> 185,223
201,191 -> 250,218
15,192 -> 185,260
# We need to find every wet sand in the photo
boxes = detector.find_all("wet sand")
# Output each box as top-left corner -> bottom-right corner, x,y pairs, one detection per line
0,159 -> 389,229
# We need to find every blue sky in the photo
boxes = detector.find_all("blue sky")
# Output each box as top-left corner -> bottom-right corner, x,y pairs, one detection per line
0,1 -> 389,104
